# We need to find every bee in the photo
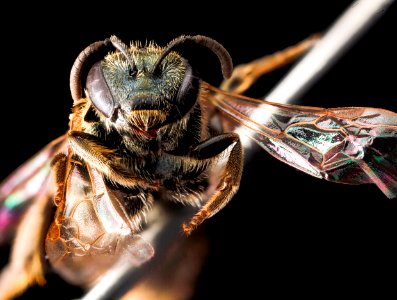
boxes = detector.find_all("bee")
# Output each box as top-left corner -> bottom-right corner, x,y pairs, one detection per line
0,34 -> 396,299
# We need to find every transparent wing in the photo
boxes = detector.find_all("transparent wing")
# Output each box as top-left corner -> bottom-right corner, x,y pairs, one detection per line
0,135 -> 68,244
205,83 -> 397,198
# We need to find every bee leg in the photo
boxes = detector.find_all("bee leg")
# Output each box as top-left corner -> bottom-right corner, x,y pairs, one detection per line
50,152 -> 71,206
0,188 -> 54,299
183,133 -> 242,234
68,131 -> 159,188
220,34 -> 320,94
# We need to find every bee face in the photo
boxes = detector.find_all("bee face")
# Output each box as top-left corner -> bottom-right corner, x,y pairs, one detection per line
87,44 -> 199,132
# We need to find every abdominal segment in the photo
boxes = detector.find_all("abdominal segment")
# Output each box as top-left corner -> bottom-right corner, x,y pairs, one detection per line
45,160 -> 154,286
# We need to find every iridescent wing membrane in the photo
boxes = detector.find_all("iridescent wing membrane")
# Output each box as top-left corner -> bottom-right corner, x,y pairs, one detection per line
206,83 -> 397,198
0,135 -> 67,244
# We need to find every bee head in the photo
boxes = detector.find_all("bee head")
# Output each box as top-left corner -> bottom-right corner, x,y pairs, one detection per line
70,35 -> 232,132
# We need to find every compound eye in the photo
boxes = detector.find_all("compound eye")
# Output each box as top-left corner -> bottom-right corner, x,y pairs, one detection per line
86,62 -> 115,118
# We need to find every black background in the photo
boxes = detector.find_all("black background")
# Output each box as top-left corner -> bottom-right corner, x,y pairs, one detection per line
1,1 -> 396,299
